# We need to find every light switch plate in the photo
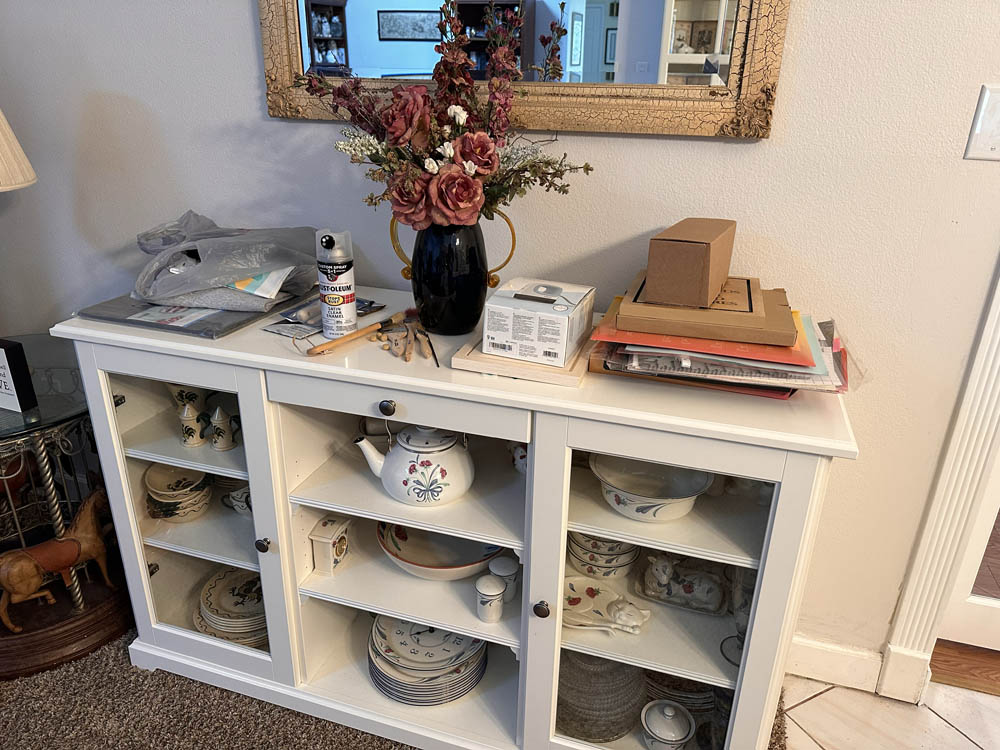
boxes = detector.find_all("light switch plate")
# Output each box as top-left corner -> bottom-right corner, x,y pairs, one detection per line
965,85 -> 1000,161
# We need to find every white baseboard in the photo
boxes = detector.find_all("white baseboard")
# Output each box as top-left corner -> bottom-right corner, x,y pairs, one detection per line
786,634 -> 884,693
875,643 -> 931,704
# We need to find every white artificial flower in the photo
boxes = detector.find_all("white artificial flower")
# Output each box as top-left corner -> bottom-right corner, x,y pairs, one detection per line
443,125 -> 452,137
447,105 -> 468,126
424,158 -> 440,175
437,141 -> 455,159
463,160 -> 477,177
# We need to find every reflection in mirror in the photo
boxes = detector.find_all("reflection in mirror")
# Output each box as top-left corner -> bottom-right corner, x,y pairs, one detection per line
296,1 -> 738,87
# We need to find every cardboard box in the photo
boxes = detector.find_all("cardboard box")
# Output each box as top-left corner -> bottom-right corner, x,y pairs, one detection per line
620,269 -> 765,328
483,278 -> 596,367
645,218 -> 737,307
616,288 -> 797,346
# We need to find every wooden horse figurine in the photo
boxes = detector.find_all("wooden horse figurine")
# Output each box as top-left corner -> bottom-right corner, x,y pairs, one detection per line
0,488 -> 114,633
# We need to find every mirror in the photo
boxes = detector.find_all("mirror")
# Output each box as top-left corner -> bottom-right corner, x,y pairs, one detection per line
297,1 -> 739,86
260,0 -> 789,137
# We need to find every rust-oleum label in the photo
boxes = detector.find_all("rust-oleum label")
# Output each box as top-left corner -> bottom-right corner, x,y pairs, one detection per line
319,258 -> 357,337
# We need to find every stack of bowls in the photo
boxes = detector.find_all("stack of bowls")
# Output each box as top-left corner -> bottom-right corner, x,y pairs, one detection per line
566,532 -> 639,579
367,615 -> 487,705
143,464 -> 212,523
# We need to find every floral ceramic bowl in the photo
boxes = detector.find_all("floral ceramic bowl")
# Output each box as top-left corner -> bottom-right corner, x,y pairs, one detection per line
567,531 -> 637,555
567,549 -> 638,579
376,522 -> 502,581
589,454 -> 714,524
567,537 -> 640,567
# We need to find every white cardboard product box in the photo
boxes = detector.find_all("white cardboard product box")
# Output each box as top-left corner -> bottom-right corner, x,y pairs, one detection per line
482,278 -> 596,367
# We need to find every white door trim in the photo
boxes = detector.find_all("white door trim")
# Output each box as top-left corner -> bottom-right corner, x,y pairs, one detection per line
878,271 -> 1000,702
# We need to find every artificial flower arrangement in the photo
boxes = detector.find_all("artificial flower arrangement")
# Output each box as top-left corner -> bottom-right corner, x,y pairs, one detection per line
295,0 -> 591,232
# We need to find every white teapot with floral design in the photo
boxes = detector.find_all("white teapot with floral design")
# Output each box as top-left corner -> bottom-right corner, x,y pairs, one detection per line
354,426 -> 474,507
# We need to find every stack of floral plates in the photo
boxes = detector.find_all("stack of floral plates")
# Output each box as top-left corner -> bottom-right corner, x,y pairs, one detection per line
367,615 -> 487,705
193,567 -> 268,650
143,464 -> 212,523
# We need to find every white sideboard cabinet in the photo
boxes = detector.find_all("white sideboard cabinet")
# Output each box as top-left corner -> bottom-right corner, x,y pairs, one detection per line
52,287 -> 856,750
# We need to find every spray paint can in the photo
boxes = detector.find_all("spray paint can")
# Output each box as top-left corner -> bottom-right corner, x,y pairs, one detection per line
316,229 -> 357,339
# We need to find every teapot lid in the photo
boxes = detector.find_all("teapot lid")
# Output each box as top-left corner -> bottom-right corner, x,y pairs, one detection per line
641,700 -> 694,742
397,425 -> 459,453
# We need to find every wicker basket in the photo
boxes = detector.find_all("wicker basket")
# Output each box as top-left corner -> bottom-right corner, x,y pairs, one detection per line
556,650 -> 646,742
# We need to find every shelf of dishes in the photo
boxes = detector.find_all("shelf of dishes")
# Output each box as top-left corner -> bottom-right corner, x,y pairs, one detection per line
298,598 -> 520,750
554,650 -> 733,750
289,434 -> 526,552
110,374 -> 248,479
570,452 -> 772,570
294,510 -> 523,649
126,458 -> 257,570
145,546 -> 269,653
560,531 -> 757,689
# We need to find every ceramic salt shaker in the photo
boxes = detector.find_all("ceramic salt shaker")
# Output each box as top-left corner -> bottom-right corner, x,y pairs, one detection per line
210,405 -> 240,452
640,700 -> 696,750
475,574 -> 505,623
488,555 -> 520,603
178,403 -> 206,447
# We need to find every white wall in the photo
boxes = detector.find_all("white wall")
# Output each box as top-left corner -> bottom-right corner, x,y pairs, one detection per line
2,0 -> 1000,660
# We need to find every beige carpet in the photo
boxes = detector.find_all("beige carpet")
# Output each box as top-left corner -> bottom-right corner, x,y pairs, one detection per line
0,632 -> 785,749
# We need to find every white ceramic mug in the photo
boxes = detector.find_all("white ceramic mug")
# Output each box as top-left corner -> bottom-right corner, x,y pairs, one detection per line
223,486 -> 252,516
475,574 -> 505,623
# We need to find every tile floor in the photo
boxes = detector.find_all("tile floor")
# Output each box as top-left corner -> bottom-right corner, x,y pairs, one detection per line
782,675 -> 1000,749
972,511 -> 1000,598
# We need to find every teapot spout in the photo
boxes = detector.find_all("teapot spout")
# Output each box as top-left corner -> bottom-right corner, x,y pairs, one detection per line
354,436 -> 385,478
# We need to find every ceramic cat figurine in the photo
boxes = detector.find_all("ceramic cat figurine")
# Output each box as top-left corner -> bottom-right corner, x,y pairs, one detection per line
642,553 -> 727,615
605,596 -> 651,634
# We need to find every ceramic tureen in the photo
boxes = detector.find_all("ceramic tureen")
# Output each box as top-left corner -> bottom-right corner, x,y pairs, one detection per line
355,425 -> 474,506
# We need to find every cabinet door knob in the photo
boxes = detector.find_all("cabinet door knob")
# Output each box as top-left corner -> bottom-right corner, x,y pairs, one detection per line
254,538 -> 271,553
533,601 -> 551,619
378,400 -> 396,417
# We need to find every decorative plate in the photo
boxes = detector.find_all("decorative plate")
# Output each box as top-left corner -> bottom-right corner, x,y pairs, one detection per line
192,608 -> 268,647
200,568 -> 265,622
143,464 -> 207,497
372,615 -> 484,671
562,576 -> 651,635
376,523 -> 502,581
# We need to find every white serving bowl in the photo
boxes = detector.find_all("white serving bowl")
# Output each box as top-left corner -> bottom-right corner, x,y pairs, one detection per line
567,531 -> 637,555
589,454 -> 714,524
566,550 -> 637,579
567,538 -> 640,568
376,523 -> 503,581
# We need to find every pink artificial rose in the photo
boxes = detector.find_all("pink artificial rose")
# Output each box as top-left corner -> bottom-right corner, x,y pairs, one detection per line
428,164 -> 484,226
389,172 -> 433,231
381,85 -> 432,151
453,131 -> 500,175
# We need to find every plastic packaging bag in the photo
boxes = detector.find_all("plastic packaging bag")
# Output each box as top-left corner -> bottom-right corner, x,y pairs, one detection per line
132,211 -> 317,312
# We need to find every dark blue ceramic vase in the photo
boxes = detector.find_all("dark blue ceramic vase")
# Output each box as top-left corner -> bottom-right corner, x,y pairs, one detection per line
410,222 -> 488,335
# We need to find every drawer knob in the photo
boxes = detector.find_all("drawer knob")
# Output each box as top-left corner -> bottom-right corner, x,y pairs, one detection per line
378,400 -> 396,417
254,538 -> 271,553
533,601 -> 551,619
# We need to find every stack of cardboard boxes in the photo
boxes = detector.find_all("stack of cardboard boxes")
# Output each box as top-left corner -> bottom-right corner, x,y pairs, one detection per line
591,219 -> 847,398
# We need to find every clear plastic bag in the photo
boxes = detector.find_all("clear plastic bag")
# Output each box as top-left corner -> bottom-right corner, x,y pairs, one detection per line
132,211 -> 316,312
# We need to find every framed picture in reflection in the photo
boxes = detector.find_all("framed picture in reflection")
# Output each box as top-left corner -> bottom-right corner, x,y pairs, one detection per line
692,21 -> 717,53
672,21 -> 693,53
604,27 -> 617,65
570,12 -> 584,67
377,10 -> 442,42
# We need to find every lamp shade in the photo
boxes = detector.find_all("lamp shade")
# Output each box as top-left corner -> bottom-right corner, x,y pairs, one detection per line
0,109 -> 37,192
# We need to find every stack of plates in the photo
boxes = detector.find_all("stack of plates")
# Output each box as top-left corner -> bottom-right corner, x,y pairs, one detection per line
367,615 -> 487,705
143,464 -> 212,523
193,567 -> 268,649
215,476 -> 249,492
645,671 -> 715,716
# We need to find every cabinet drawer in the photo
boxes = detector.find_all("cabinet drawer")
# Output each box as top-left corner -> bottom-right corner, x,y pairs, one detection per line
266,371 -> 531,442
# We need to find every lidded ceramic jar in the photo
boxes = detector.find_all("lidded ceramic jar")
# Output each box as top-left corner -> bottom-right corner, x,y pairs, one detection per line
354,425 -> 474,507
640,700 -> 696,750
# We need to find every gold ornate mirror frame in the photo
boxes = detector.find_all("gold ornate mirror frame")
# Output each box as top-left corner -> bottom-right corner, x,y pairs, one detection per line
259,0 -> 788,138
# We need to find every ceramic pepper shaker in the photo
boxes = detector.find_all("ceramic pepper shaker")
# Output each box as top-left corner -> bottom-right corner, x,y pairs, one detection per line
210,405 -> 240,452
488,555 -> 520,603
178,403 -> 207,447
475,574 -> 505,623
